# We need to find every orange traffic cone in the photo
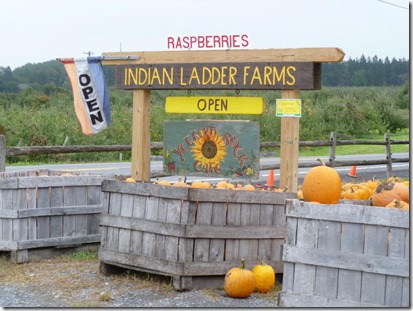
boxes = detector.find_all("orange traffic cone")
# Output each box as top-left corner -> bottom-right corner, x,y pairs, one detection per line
347,165 -> 357,178
266,169 -> 275,187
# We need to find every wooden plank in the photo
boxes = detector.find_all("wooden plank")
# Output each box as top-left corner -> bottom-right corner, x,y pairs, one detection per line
49,187 -> 64,238
360,224 -> 388,305
193,202 -> 213,262
186,224 -> 284,239
314,220 -> 340,298
99,248 -> 183,276
106,192 -> 122,251
278,291 -> 380,308
287,199 -> 409,228
128,194 -> 146,255
164,197 -> 183,261
239,203 -> 252,260
13,205 -> 102,218
155,197 -> 168,259
102,48 -> 346,66
16,176 -> 103,188
208,202 -> 226,262
188,187 -> 295,204
27,188 -> 37,241
73,186 -> 88,238
283,245 -> 409,278
141,196 -> 159,256
17,234 -> 100,249
257,204 -> 273,260
1,190 -> 13,244
337,222 -> 364,302
36,187 -> 50,239
118,194 -> 134,253
225,201 -> 241,261
102,180 -> 189,200
86,185 -> 103,235
131,89 -> 151,181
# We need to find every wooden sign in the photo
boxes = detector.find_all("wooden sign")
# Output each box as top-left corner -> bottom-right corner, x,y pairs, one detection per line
163,120 -> 260,179
165,96 -> 264,114
115,62 -> 320,90
276,99 -> 302,117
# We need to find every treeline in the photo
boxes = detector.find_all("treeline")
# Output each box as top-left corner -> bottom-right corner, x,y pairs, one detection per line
0,55 -> 409,92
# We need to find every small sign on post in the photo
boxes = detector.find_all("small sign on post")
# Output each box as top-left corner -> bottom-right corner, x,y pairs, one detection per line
276,99 -> 302,117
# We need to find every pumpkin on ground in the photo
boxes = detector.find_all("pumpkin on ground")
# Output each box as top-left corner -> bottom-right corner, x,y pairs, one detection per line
301,158 -> 342,204
224,259 -> 255,299
252,259 -> 275,293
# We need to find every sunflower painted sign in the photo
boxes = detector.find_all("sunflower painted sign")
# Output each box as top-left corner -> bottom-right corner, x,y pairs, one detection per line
163,120 -> 260,179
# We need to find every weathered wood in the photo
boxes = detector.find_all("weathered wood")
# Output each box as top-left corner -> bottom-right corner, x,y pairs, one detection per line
278,199 -> 410,308
102,48 -> 346,66
0,170 -> 104,262
99,181 -> 294,290
0,135 -> 5,172
131,89 -> 151,181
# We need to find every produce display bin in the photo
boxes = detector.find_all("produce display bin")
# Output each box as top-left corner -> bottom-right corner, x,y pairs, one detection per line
98,179 -> 296,290
278,199 -> 409,307
0,169 -> 105,263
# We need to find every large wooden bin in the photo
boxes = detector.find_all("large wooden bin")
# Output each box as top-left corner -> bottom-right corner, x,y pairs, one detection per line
278,199 -> 410,307
98,179 -> 296,290
0,169 -> 104,263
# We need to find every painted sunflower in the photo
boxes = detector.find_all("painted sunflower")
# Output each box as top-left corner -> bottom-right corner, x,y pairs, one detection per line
191,131 -> 227,167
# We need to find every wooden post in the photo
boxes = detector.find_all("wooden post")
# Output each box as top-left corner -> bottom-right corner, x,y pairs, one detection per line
329,131 -> 337,167
131,90 -> 151,181
0,135 -> 5,172
384,132 -> 393,178
279,90 -> 300,192
279,54 -> 300,192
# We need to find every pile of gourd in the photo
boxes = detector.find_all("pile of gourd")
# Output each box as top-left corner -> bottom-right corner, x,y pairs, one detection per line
297,158 -> 409,209
224,259 -> 276,299
126,177 -> 288,192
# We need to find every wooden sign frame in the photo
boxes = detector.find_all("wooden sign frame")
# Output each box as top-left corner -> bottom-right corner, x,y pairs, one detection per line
102,48 -> 345,192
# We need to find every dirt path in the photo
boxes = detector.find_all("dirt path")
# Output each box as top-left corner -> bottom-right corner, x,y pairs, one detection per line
0,253 -> 280,308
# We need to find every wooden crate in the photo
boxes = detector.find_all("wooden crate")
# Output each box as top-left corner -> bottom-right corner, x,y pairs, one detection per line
278,199 -> 410,307
0,169 -> 104,263
98,179 -> 296,290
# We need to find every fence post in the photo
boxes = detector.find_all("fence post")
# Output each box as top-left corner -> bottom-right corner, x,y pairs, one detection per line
384,132 -> 392,178
329,132 -> 336,167
0,135 -> 5,172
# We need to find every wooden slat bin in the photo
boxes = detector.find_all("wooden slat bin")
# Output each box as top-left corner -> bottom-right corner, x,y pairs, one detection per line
98,179 -> 296,290
278,199 -> 410,308
0,169 -> 104,263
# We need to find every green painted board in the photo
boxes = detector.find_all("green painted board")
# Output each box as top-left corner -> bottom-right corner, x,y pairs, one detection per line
163,120 -> 260,179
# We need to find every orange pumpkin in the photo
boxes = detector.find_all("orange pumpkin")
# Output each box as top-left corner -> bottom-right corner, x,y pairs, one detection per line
301,158 -> 342,204
224,259 -> 255,299
173,177 -> 187,187
372,182 -> 402,207
392,182 -> 409,203
252,259 -> 275,293
385,199 -> 409,210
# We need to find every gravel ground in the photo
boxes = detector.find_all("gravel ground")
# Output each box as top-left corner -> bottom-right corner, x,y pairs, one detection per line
0,253 -> 280,308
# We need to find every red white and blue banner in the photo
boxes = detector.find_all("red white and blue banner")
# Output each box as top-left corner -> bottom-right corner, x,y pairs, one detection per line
60,56 -> 110,136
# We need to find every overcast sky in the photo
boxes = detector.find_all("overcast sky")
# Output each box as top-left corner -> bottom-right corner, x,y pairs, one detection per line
0,0 -> 410,69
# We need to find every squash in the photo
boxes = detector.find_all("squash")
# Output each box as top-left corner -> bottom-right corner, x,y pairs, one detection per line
242,184 -> 256,191
372,182 -> 403,207
385,199 -> 409,210
252,259 -> 275,293
224,259 -> 255,299
153,178 -> 171,186
392,182 -> 409,203
124,177 -> 136,183
190,180 -> 211,189
173,177 -> 187,187
301,158 -> 342,204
